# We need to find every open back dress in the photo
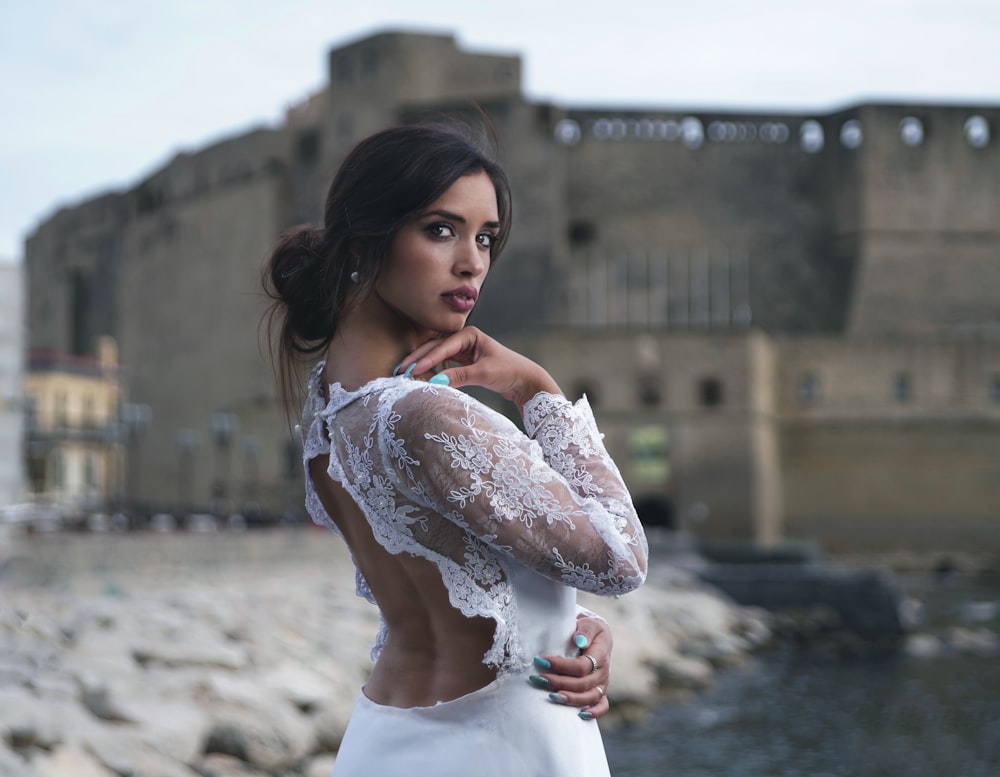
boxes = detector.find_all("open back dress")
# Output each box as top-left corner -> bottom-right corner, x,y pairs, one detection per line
301,364 -> 648,776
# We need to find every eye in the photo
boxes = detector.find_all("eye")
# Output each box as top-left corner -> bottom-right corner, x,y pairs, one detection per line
426,223 -> 455,239
477,232 -> 497,250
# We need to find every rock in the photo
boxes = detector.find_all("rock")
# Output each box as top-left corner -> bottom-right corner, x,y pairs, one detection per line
651,652 -> 715,690
0,744 -> 35,777
197,753 -> 273,776
259,662 -> 339,711
85,729 -> 201,777
311,696 -> 354,752
132,636 -> 249,670
905,633 -> 945,659
0,687 -> 99,751
102,697 -> 211,764
946,626 -> 1000,656
30,744 -> 114,777
2,531 -> 775,766
305,753 -> 338,777
204,702 -> 314,771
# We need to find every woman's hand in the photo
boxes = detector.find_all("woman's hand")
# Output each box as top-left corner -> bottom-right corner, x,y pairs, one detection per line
398,327 -> 561,410
530,615 -> 613,720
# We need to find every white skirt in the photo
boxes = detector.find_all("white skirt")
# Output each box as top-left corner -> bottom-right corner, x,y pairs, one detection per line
331,670 -> 611,777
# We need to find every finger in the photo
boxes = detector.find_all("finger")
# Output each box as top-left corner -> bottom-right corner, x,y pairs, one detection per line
573,618 -> 606,653
540,652 -> 609,681
397,329 -> 487,381
545,686 -> 611,720
532,656 -> 609,698
395,334 -> 463,375
580,693 -> 611,720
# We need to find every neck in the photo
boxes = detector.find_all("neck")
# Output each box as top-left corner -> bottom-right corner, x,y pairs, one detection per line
323,297 -> 434,391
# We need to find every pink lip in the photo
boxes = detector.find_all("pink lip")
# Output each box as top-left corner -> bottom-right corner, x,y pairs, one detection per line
442,286 -> 479,313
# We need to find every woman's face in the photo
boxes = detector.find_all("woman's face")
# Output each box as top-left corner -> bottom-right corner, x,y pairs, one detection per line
373,171 -> 500,339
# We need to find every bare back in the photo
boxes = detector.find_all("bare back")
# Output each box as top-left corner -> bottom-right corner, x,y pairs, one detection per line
309,455 -> 497,707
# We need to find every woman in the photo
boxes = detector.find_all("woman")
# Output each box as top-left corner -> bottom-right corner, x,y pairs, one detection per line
264,122 -> 648,776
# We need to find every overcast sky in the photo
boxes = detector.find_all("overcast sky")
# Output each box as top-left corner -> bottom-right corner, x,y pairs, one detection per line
2,0 -> 998,261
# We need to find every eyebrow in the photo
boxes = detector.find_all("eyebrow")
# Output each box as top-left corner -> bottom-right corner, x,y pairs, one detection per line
420,208 -> 501,230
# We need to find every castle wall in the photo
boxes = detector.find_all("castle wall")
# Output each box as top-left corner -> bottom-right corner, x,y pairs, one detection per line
19,31 -> 1000,550
846,105 -> 1000,337
509,330 -> 784,543
778,337 -> 1000,550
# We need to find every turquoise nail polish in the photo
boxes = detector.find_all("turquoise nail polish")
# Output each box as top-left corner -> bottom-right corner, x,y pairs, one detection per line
529,675 -> 549,688
392,362 -> 402,376
428,373 -> 450,386
548,693 -> 567,704
574,634 -> 589,649
403,363 -> 416,378
579,711 -> 594,721
532,656 -> 552,670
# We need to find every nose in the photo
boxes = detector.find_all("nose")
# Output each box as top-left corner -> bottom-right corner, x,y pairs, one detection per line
455,238 -> 488,278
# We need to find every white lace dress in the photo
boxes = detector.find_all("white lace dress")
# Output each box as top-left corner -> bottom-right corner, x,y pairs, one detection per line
301,363 -> 648,776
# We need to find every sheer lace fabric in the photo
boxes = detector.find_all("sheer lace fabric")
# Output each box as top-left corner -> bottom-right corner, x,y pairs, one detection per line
302,363 -> 647,675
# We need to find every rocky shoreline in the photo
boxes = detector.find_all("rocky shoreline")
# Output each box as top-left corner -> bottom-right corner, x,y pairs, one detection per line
1,528 -> 774,777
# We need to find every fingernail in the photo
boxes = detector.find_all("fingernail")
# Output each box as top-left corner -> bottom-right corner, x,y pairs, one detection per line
392,362 -> 402,376
403,363 -> 416,378
529,675 -> 549,688
548,693 -> 568,704
574,634 -> 589,649
532,656 -> 552,670
428,373 -> 450,386
579,711 -> 595,721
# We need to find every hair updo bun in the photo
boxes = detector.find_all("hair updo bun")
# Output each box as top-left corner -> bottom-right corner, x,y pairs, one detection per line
266,225 -> 333,344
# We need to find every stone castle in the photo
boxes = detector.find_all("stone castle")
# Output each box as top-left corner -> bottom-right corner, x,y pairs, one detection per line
23,31 -> 1000,550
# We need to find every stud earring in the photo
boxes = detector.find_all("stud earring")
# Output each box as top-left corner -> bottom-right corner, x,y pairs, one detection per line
350,271 -> 360,283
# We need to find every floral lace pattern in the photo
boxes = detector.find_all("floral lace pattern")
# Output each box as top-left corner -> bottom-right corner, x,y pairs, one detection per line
301,363 -> 647,673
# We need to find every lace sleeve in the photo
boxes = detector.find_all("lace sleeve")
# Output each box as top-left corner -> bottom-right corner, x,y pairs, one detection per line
379,386 -> 648,596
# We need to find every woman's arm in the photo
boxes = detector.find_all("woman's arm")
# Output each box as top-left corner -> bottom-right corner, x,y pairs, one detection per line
381,334 -> 647,595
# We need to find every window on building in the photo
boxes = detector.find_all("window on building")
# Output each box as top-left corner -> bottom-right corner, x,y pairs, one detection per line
85,453 -> 96,488
989,374 -> 1000,402
55,392 -> 68,427
840,119 -> 863,149
568,220 -> 595,247
24,395 -> 38,430
554,119 -> 582,146
893,372 -> 913,403
800,120 -> 824,153
637,377 -> 662,407
798,372 -> 820,404
360,48 -> 379,75
296,130 -> 320,167
337,114 -> 355,139
53,451 -> 64,489
70,267 -> 92,356
572,381 -> 600,408
699,378 -> 723,408
899,116 -> 925,147
965,115 -> 990,149
284,439 -> 300,481
336,56 -> 354,83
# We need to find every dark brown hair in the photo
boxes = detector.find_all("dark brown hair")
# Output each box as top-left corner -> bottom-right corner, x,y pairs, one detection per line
262,121 -> 512,411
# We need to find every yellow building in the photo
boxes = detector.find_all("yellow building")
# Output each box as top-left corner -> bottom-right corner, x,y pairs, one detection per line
24,337 -> 125,517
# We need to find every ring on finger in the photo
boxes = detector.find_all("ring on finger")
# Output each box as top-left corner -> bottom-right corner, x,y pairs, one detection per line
596,686 -> 605,697
584,653 -> 599,674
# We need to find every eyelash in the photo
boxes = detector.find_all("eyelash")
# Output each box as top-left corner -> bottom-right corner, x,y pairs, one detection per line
426,223 -> 498,251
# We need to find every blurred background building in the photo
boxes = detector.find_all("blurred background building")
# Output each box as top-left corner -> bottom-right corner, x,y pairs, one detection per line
0,264 -> 26,508
22,338 -> 123,517
20,31 -> 1000,549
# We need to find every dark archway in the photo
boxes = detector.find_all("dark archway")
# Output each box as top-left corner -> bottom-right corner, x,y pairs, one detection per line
634,495 -> 676,530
